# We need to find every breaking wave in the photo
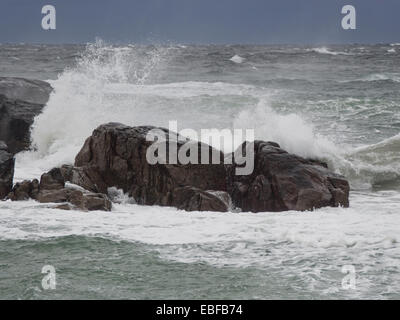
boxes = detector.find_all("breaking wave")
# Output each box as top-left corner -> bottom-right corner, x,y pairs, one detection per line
309,47 -> 351,56
341,134 -> 400,189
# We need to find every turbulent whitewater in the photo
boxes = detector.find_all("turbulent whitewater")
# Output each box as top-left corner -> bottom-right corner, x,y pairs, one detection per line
0,42 -> 400,299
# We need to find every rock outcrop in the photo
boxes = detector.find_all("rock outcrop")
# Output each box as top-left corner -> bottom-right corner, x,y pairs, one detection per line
68,123 -> 349,212
0,77 -> 52,154
227,141 -> 350,212
0,141 -> 15,199
4,121 -> 350,213
0,94 -> 45,154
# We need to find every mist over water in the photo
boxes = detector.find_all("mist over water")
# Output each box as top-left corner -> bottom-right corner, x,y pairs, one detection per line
1,41 -> 400,299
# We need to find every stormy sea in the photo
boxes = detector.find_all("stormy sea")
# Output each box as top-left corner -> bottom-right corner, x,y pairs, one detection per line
0,41 -> 399,299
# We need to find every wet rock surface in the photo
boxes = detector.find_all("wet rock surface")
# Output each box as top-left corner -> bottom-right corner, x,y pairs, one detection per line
227,141 -> 350,212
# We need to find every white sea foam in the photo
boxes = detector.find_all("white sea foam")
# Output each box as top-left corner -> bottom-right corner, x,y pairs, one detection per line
229,54 -> 245,63
0,190 -> 399,300
0,191 -> 398,252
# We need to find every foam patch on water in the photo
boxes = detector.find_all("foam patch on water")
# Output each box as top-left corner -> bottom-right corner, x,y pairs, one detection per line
230,55 -> 245,63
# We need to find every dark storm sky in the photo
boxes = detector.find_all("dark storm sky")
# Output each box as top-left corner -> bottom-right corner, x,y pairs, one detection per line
0,0 -> 399,44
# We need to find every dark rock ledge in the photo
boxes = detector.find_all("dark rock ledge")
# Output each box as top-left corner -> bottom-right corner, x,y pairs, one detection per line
7,167 -> 112,211
2,122 -> 350,213
0,77 -> 52,155
0,141 -> 14,199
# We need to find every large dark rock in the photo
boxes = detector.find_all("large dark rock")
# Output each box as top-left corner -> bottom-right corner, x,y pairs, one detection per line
0,141 -> 15,199
0,77 -> 52,105
0,94 -> 45,154
227,141 -> 350,212
73,123 -> 228,212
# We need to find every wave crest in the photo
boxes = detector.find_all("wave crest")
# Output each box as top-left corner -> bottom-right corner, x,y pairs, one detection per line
309,47 -> 351,56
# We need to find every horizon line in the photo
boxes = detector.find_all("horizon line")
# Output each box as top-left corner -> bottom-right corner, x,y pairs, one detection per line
0,41 -> 398,46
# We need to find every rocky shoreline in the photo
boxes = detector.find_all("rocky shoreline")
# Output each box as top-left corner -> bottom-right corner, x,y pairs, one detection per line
0,77 -> 350,213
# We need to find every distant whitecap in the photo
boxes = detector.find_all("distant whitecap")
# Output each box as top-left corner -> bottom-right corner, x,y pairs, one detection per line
229,54 -> 245,63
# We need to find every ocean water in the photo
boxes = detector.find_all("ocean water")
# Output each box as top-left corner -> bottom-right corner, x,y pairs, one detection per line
0,41 -> 400,299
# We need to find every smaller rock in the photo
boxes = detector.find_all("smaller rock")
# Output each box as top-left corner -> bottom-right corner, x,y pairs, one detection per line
171,187 -> 230,212
55,203 -> 73,210
7,179 -> 39,201
0,141 -> 8,151
37,188 -> 112,212
60,165 -> 102,193
37,188 -> 69,203
328,177 -> 350,208
69,190 -> 112,211
8,167 -> 112,211
39,167 -> 65,190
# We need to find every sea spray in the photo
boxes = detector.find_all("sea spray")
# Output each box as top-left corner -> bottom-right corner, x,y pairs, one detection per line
21,41 -> 170,174
233,97 -> 339,159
